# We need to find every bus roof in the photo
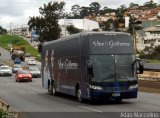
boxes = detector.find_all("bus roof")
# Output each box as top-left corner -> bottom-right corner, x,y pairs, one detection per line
43,31 -> 131,47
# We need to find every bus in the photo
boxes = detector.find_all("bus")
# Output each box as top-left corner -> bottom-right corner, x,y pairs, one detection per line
41,31 -> 143,102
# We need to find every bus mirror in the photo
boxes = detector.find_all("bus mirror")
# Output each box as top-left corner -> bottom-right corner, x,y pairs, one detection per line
87,62 -> 94,77
136,59 -> 144,74
87,62 -> 92,69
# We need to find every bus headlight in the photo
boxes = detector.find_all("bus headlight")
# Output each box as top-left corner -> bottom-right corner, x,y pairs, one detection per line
129,84 -> 138,89
90,85 -> 103,90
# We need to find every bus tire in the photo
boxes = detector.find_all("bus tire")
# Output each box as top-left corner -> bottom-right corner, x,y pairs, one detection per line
48,80 -> 51,92
51,80 -> 57,96
76,87 -> 84,103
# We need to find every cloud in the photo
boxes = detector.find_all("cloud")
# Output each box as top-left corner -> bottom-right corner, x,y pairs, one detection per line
0,0 -> 150,30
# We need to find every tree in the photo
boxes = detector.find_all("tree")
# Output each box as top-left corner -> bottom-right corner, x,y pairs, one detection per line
71,5 -> 81,18
101,19 -> 113,31
100,7 -> 115,15
66,25 -> 81,34
92,28 -> 99,31
89,2 -> 101,16
143,0 -> 157,8
129,2 -> 139,9
128,16 -> 142,35
0,26 -> 7,35
28,1 -> 65,43
80,6 -> 91,18
153,45 -> 160,59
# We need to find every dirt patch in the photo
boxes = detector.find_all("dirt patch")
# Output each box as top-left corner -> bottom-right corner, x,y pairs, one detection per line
138,80 -> 160,94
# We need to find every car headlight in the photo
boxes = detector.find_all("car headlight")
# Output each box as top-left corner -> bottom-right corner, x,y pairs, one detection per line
129,84 -> 138,89
18,75 -> 22,78
90,85 -> 103,90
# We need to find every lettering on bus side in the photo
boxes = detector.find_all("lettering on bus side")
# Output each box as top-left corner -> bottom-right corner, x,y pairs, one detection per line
58,58 -> 78,73
92,40 -> 130,48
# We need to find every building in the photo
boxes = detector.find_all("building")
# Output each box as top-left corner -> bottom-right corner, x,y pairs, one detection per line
136,26 -> 160,51
58,19 -> 99,37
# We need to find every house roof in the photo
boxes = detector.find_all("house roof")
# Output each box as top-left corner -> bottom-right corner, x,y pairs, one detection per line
142,20 -> 160,28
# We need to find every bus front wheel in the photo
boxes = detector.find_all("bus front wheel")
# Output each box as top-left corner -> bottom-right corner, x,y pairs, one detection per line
76,87 -> 84,103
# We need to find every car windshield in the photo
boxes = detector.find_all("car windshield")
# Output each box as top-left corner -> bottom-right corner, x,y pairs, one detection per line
15,58 -> 20,61
1,66 -> 10,69
90,55 -> 135,82
29,60 -> 35,62
14,65 -> 22,68
19,70 -> 30,74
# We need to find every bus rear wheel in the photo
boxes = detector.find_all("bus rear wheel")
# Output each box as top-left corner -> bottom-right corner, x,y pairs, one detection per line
50,81 -> 57,96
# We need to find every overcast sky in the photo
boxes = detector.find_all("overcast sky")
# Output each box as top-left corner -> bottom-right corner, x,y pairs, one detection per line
0,0 -> 156,30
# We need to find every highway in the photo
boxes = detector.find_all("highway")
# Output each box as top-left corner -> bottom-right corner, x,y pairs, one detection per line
0,47 -> 160,118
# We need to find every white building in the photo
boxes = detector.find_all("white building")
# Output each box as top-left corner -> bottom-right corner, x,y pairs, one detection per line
136,26 -> 160,51
58,19 -> 99,37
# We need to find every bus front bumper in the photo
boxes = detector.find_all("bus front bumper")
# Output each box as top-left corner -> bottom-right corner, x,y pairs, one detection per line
90,89 -> 138,100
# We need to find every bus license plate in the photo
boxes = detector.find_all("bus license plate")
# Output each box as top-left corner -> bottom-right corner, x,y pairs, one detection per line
112,93 -> 120,97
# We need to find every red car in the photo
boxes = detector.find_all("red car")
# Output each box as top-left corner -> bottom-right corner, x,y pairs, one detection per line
15,70 -> 32,82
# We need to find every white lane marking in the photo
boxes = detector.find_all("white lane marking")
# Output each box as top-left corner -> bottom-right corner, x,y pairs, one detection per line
78,106 -> 103,113
31,91 -> 37,94
32,89 -> 45,93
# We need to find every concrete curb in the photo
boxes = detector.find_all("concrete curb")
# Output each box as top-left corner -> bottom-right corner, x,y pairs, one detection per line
138,71 -> 160,81
139,71 -> 160,78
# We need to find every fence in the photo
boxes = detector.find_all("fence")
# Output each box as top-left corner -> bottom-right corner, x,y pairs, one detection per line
138,71 -> 160,82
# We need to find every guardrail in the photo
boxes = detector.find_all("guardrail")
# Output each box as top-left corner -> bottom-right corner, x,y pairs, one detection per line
4,60 -> 13,67
0,99 -> 18,118
138,71 -> 160,82
0,99 -> 9,111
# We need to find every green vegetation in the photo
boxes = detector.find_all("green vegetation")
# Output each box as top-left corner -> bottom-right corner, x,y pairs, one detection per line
0,109 -> 8,118
138,45 -> 160,63
66,25 -> 82,34
148,59 -> 160,63
0,26 -> 7,35
0,35 -> 40,60
28,1 -> 65,43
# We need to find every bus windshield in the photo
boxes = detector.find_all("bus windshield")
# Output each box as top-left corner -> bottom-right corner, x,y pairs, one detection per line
90,55 -> 135,82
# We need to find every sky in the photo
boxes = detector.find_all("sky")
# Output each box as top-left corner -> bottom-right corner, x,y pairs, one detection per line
0,0 -> 158,30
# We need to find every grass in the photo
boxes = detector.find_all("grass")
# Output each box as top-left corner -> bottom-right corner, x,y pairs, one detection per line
148,59 -> 160,63
0,35 -> 41,61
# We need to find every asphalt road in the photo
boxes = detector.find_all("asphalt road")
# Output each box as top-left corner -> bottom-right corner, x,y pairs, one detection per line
144,63 -> 160,71
1,47 -> 160,118
0,47 -> 27,67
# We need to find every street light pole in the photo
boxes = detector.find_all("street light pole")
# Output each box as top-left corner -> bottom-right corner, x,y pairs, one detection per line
132,24 -> 136,52
10,22 -> 12,34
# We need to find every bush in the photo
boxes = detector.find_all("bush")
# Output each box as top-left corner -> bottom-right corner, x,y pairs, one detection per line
138,45 -> 160,60
0,109 -> 8,118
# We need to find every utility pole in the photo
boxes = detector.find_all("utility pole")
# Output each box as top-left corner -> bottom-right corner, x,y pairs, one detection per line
131,19 -> 142,53
132,24 -> 137,53
10,22 -> 12,34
